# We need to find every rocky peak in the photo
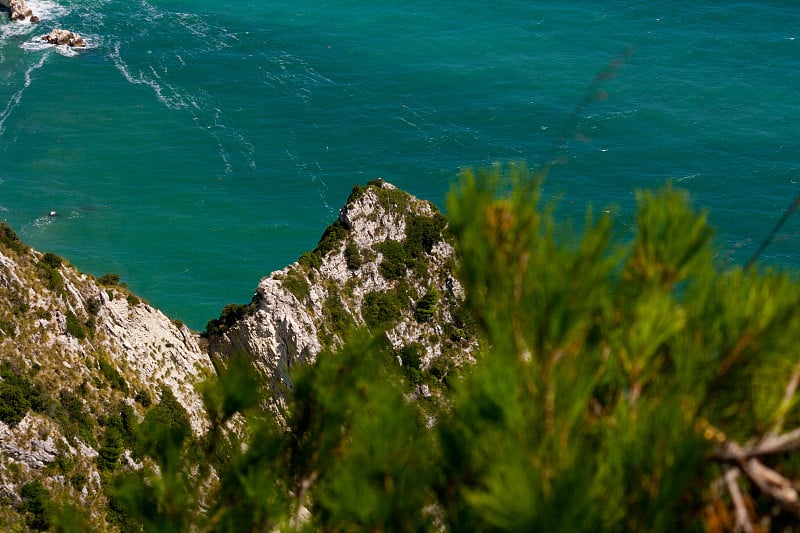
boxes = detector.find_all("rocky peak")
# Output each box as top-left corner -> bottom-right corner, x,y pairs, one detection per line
208,180 -> 475,405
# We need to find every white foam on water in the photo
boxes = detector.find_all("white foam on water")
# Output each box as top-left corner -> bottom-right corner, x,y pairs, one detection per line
111,33 -> 256,177
0,51 -> 49,134
27,0 -> 70,20
173,11 -> 211,41
110,40 -> 189,110
24,214 -> 55,233
0,0 -> 70,41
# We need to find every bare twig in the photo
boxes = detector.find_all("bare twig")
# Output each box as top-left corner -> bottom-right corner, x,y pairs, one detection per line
740,458 -> 800,516
770,358 -> 800,437
723,466 -> 754,533
714,426 -> 800,462
710,422 -> 800,517
293,470 -> 319,526
745,193 -> 800,270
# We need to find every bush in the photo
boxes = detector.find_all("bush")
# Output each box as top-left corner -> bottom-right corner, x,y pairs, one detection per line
205,302 -> 255,337
428,356 -> 453,384
41,252 -> 62,269
20,480 -> 51,531
405,213 -> 447,256
322,291 -> 354,345
282,269 -> 311,304
362,290 -> 402,329
414,287 -> 439,322
0,318 -> 15,339
58,389 -> 96,446
0,222 -> 25,254
135,389 -> 152,408
65,311 -> 85,339
344,240 -> 362,270
0,381 -> 30,427
98,356 -> 127,392
139,388 -> 192,469
40,264 -> 64,294
399,343 -> 423,370
314,220 -> 349,258
371,181 -> 410,212
298,250 -> 322,270
98,426 -> 124,471
0,365 -> 49,426
450,300 -> 478,339
98,273 -> 122,286
87,296 -> 102,315
376,239 -> 407,281
346,183 -> 366,204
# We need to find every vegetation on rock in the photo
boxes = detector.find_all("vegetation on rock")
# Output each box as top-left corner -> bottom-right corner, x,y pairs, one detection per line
205,302 -> 255,337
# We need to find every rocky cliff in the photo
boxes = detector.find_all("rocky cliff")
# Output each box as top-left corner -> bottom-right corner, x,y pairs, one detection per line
0,223 -> 213,526
0,181 -> 471,527
207,180 -> 474,407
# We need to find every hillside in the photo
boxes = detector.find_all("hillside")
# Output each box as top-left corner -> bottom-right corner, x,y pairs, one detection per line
0,180 -> 470,529
0,223 -> 215,527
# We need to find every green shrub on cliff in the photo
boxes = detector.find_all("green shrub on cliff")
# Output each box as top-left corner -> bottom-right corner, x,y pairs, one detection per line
413,286 -> 439,322
362,290 -> 402,329
0,382 -> 30,427
20,480 -> 51,531
0,222 -> 26,254
0,364 -> 49,427
205,302 -> 255,337
376,239 -> 407,280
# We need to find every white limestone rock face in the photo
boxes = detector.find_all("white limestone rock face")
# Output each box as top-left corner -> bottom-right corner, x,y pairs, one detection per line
0,228 -> 214,503
209,180 -> 475,403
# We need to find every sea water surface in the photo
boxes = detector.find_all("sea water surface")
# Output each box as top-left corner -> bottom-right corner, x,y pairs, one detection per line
1,1 -> 799,329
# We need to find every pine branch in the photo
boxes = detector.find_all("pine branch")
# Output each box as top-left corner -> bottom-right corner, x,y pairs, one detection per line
745,193 -> 800,270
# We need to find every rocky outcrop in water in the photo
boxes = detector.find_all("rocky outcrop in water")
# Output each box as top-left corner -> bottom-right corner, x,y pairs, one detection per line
41,29 -> 85,47
2,0 -> 33,22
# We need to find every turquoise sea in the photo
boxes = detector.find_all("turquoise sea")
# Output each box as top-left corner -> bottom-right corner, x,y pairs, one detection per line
1,1 -> 799,329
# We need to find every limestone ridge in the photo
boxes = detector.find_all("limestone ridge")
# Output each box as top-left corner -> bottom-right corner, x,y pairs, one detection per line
208,180 -> 474,403
0,224 -> 213,512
